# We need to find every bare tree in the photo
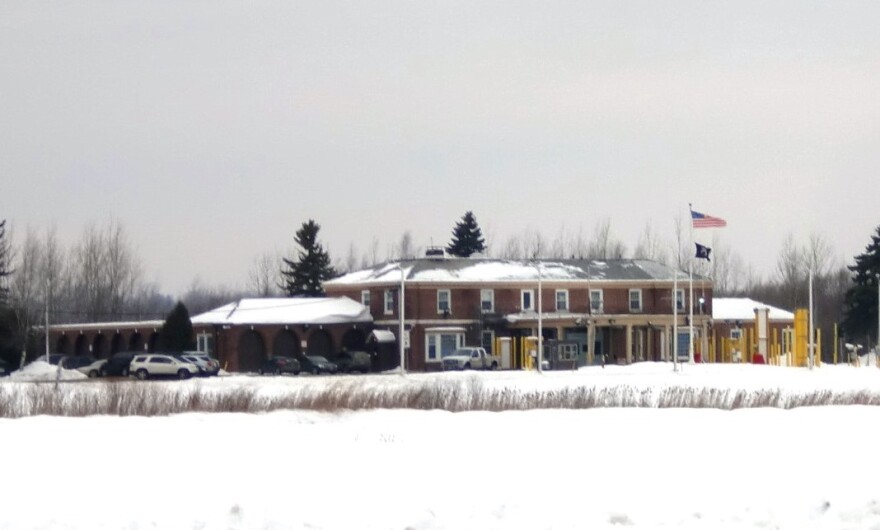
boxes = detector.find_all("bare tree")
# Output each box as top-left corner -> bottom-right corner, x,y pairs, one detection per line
633,221 -> 669,263
776,233 -> 805,309
523,227 -> 546,259
342,242 -> 359,273
498,234 -> 523,259
548,224 -> 567,259
588,218 -> 626,259
569,225 -> 589,259
397,231 -> 417,260
248,251 -> 280,297
104,220 -> 141,317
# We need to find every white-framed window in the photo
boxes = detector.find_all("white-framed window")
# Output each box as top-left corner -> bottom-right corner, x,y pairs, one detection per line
629,289 -> 643,312
590,289 -> 604,313
555,289 -> 569,311
521,289 -> 535,312
384,289 -> 394,315
481,330 -> 495,353
361,289 -> 371,308
196,333 -> 214,354
480,289 -> 494,313
674,289 -> 685,312
437,289 -> 451,314
730,328 -> 743,340
426,329 -> 465,362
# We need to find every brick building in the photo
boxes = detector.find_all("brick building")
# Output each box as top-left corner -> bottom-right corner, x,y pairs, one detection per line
324,257 -> 713,371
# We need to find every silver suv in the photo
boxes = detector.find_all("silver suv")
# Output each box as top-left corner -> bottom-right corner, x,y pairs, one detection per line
130,354 -> 199,380
177,352 -> 220,377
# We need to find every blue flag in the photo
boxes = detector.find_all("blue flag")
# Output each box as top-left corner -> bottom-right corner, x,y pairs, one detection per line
695,243 -> 711,261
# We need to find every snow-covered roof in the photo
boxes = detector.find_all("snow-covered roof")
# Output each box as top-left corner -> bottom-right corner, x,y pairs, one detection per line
327,258 -> 700,285
50,320 -> 164,332
712,298 -> 795,322
191,297 -> 372,326
368,330 -> 396,343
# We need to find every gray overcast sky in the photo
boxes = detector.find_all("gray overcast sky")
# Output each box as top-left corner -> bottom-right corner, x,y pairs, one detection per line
2,1 -> 879,295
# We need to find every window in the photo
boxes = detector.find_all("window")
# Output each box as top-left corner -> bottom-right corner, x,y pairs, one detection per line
521,289 -> 535,312
384,289 -> 394,315
361,290 -> 371,308
153,357 -> 171,364
731,328 -> 743,340
629,289 -> 642,312
437,289 -> 451,314
590,289 -> 603,313
480,289 -> 494,313
481,330 -> 495,353
197,333 -> 214,354
555,289 -> 569,311
674,289 -> 685,312
426,330 -> 464,361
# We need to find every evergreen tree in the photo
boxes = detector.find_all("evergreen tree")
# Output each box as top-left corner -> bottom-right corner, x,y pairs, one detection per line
841,225 -> 880,345
158,301 -> 194,352
446,211 -> 486,258
280,220 -> 337,297
0,220 -> 12,306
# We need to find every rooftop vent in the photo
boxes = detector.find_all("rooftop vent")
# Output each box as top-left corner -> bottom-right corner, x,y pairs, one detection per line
425,246 -> 447,258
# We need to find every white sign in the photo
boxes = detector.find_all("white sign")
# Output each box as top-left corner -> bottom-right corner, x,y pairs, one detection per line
404,330 -> 410,348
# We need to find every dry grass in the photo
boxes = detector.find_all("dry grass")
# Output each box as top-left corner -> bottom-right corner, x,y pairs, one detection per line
2,374 -> 880,418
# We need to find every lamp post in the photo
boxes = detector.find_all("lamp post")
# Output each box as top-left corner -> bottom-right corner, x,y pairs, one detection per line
876,273 -> 879,359
399,264 -> 406,375
537,262 -> 543,373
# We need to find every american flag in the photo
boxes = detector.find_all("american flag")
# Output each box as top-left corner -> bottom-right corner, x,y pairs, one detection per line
691,209 -> 727,228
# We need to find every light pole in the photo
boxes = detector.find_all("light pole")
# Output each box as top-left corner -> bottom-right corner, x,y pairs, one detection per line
537,262 -> 543,373
399,264 -> 406,375
876,273 -> 879,359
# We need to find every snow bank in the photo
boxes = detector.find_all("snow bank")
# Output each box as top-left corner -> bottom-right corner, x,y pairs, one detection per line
6,360 -> 87,382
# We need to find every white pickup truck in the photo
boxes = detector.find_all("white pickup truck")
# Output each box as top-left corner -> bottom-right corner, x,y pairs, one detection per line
441,347 -> 500,371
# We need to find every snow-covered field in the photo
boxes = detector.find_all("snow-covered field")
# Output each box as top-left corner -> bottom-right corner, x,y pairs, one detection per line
3,362 -> 880,529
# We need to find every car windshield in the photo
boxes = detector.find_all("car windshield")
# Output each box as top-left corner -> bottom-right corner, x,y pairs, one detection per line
446,349 -> 470,358
307,356 -> 329,363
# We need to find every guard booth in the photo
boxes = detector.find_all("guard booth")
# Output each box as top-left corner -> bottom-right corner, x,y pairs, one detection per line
367,330 -> 397,371
542,340 -> 579,370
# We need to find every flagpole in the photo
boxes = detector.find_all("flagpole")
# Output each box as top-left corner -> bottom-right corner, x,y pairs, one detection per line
688,204 -> 695,364
673,266 -> 679,372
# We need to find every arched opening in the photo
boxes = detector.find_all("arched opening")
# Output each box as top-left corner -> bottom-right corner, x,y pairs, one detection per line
110,333 -> 125,355
272,329 -> 300,358
341,329 -> 366,355
55,335 -> 71,355
93,334 -> 109,359
306,329 -> 333,357
74,335 -> 89,357
237,330 -> 266,372
129,332 -> 144,353
147,332 -> 159,352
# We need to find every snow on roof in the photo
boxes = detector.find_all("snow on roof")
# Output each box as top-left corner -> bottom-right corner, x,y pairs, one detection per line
712,298 -> 795,322
191,297 -> 372,326
327,258 -> 698,285
368,330 -> 396,343
50,320 -> 164,332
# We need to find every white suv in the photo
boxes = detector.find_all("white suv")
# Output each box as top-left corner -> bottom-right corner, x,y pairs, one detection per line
130,354 -> 199,380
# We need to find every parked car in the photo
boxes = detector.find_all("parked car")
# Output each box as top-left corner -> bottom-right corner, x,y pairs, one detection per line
442,347 -> 500,371
299,355 -> 338,375
175,352 -> 220,377
334,351 -> 371,374
0,358 -> 11,377
72,358 -> 108,378
36,353 -> 67,365
100,352 -> 138,377
259,356 -> 301,375
130,354 -> 199,380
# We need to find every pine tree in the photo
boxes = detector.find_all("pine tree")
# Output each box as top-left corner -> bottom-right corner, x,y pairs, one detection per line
841,225 -> 880,345
0,220 -> 12,306
158,301 -> 194,352
281,220 -> 337,297
446,211 -> 486,258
